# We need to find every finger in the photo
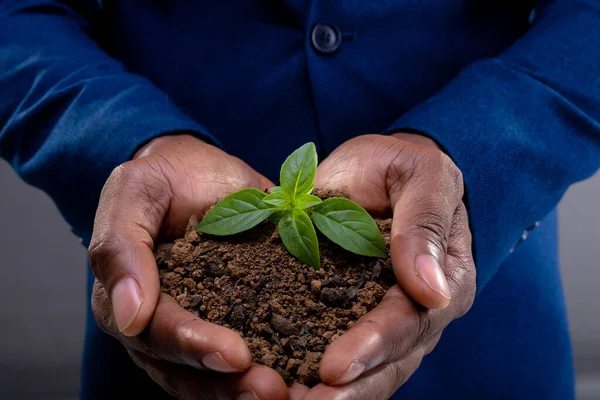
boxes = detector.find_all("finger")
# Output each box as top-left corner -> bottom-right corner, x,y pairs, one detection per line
89,161 -> 171,336
318,285 -> 451,386
305,351 -> 424,400
290,383 -> 310,400
93,283 -> 252,373
131,350 -> 289,400
388,149 -> 464,310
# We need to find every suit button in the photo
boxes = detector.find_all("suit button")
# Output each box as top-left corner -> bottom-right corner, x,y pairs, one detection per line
311,23 -> 341,54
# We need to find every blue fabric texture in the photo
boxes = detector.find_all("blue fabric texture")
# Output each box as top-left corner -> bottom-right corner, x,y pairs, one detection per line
1,1 -> 596,398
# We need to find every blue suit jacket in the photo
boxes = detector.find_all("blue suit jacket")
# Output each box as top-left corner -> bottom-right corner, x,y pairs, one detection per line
2,1 -> 599,399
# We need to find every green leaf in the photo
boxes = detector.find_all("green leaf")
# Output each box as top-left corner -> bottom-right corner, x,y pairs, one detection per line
263,189 -> 292,209
197,188 -> 272,235
296,194 -> 322,209
280,142 -> 318,199
269,210 -> 285,224
311,198 -> 388,258
269,186 -> 285,194
278,209 -> 321,269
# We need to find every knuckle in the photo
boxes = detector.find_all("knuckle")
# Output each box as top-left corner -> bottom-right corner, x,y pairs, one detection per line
91,280 -> 118,335
137,159 -> 172,215
426,149 -> 450,170
390,362 -> 410,391
356,317 -> 387,349
88,235 -> 128,280
450,204 -> 472,247
142,315 -> 195,365
448,205 -> 476,316
110,160 -> 144,184
439,152 -> 462,182
110,160 -> 172,219
459,220 -> 473,245
421,148 -> 447,171
425,150 -> 464,198
451,163 -> 464,188
385,143 -> 417,189
103,162 -> 147,199
102,164 -> 125,194
172,318 -> 201,363
412,312 -> 434,350
129,160 -> 172,218
446,257 -> 477,317
441,154 -> 464,199
407,209 -> 449,252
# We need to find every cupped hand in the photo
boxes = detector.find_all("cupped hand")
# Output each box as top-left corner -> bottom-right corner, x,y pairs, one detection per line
303,133 -> 476,399
88,134 -> 298,399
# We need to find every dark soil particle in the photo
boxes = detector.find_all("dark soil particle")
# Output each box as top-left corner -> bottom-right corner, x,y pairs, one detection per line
157,190 -> 396,386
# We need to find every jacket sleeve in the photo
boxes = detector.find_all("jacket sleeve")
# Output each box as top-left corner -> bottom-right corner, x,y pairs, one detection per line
0,0 -> 218,245
385,0 -> 600,294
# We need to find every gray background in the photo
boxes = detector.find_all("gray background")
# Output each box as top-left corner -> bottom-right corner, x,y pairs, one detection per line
0,160 -> 598,400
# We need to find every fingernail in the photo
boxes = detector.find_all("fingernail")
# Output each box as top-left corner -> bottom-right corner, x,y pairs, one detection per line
336,361 -> 365,385
237,391 -> 259,400
415,255 -> 451,300
202,352 -> 243,373
111,277 -> 143,334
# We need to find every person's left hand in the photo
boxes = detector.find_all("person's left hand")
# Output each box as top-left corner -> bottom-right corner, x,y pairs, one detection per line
299,133 -> 476,399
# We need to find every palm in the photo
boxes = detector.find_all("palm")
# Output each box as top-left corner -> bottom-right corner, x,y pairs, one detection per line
314,134 -> 406,216
133,135 -> 273,239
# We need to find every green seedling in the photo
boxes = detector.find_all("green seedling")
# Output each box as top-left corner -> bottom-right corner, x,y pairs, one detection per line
197,143 -> 387,269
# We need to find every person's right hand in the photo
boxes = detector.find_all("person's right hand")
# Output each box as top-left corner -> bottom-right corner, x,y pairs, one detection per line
88,134 -> 297,400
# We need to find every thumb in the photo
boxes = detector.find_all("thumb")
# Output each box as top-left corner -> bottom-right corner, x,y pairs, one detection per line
389,150 -> 464,310
89,161 -> 168,336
